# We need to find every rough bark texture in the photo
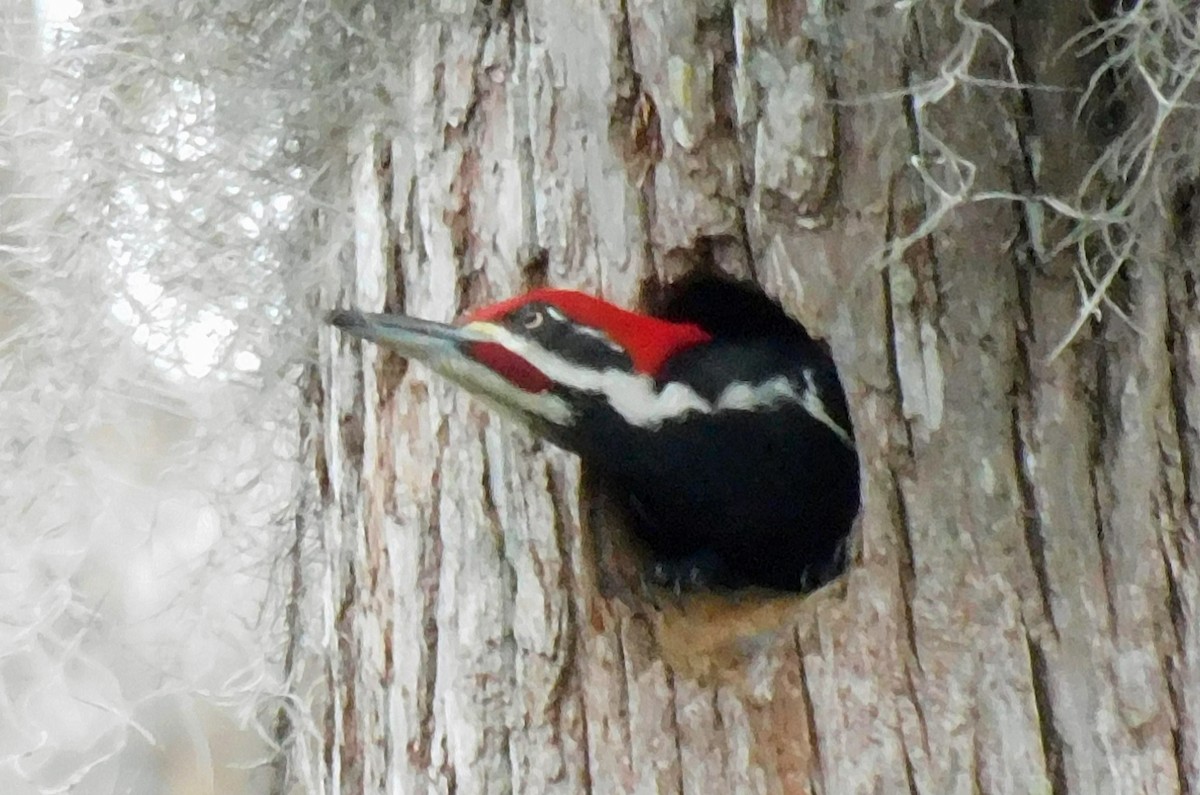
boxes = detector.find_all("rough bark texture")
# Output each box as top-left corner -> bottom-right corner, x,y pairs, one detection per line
315,1 -> 1200,793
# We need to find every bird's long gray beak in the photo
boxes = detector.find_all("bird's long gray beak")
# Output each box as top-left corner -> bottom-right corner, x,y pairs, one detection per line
328,309 -> 487,363
329,307 -> 573,428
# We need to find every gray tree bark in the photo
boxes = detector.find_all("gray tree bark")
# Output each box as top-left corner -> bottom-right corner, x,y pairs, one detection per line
310,2 -> 1200,793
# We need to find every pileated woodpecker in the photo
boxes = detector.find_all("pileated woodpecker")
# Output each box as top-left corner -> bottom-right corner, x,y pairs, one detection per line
330,278 -> 859,593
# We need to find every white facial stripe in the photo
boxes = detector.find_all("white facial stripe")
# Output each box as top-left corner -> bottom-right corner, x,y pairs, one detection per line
480,325 -> 853,444
716,377 -> 797,411
436,351 -> 572,426
490,326 -> 710,425
573,323 -> 624,352
715,375 -> 852,446
801,371 -> 853,446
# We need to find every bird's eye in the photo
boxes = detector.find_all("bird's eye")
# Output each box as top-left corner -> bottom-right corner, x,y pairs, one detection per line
522,309 -> 544,330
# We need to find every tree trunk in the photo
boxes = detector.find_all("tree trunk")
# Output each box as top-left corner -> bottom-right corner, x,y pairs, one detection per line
311,2 -> 1200,793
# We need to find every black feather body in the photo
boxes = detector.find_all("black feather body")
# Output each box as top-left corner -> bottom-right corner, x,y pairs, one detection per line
555,279 -> 860,592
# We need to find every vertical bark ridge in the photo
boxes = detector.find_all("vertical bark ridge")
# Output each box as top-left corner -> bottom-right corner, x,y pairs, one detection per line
1025,629 -> 1068,795
794,640 -> 827,793
1006,10 -> 1060,638
1165,271 -> 1200,789
1010,268 -> 1057,638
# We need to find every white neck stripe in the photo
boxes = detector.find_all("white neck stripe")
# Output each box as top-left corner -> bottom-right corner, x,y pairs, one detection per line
480,326 -> 852,445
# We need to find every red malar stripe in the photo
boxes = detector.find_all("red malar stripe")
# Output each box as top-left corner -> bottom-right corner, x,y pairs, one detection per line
468,342 -> 553,393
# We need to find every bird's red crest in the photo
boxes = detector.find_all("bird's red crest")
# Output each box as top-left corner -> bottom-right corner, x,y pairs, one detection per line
463,288 -> 711,375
